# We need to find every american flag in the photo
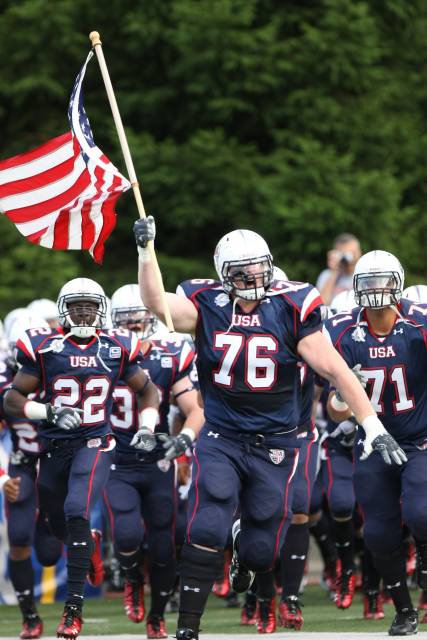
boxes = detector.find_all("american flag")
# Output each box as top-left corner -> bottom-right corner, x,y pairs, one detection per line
0,52 -> 130,264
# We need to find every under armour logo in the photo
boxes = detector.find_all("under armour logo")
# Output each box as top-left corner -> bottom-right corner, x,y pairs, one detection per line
386,581 -> 401,589
393,328 -> 404,335
207,431 -> 219,438
291,554 -> 306,560
183,585 -> 201,592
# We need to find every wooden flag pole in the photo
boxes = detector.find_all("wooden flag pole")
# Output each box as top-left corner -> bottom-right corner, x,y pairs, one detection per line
88,30 -> 174,332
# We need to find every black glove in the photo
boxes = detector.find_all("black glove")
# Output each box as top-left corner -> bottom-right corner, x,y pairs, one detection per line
157,432 -> 192,461
370,433 -> 407,466
130,428 -> 157,452
46,404 -> 83,431
134,216 -> 156,249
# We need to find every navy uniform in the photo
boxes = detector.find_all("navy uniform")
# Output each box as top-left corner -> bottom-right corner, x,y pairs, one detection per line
106,336 -> 195,628
177,278 -> 322,615
324,299 -> 427,619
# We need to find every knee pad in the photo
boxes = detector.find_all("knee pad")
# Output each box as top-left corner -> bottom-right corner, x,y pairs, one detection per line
239,531 -> 276,573
187,505 -> 230,549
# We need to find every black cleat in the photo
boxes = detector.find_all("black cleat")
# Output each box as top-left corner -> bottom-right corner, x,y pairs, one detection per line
388,608 -> 418,636
229,519 -> 254,593
175,629 -> 198,640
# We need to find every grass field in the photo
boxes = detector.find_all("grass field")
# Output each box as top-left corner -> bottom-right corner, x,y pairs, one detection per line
1,586 -> 425,637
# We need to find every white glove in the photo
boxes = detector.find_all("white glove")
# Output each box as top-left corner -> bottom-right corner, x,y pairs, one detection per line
330,419 -> 357,439
130,428 -> 157,452
46,405 -> 83,431
360,415 -> 407,465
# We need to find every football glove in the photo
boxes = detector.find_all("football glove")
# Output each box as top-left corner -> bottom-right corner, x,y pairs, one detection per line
134,216 -> 156,249
360,416 -> 407,465
130,428 -> 157,452
329,418 -> 358,448
46,405 -> 83,431
157,432 -> 192,461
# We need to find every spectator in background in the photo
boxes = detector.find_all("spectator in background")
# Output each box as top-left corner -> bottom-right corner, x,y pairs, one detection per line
316,234 -> 362,305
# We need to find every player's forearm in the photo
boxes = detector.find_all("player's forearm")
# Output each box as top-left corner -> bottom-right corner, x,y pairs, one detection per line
181,405 -> 204,440
328,365 -> 374,425
3,389 -> 29,418
138,258 -> 168,321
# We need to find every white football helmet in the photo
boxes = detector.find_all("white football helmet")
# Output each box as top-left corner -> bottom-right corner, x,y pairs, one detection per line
402,284 -> 427,304
27,298 -> 59,327
353,250 -> 404,309
3,308 -> 28,338
273,266 -> 288,280
57,278 -> 107,338
111,284 -> 158,339
330,290 -> 357,314
214,229 -> 273,301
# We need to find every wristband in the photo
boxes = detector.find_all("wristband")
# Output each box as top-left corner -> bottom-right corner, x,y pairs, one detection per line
330,394 -> 349,412
180,427 -> 196,442
137,246 -> 152,263
23,400 -> 48,420
361,414 -> 385,438
0,474 -> 11,491
139,407 -> 159,432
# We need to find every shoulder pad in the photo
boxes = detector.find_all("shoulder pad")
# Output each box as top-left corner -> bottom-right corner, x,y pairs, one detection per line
177,279 -> 223,300
16,327 -> 56,362
400,298 -> 427,324
269,282 -> 323,323
101,329 -> 140,360
323,309 -> 359,345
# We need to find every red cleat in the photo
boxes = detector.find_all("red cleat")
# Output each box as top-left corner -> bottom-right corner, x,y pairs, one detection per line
257,597 -> 276,634
123,578 -> 145,623
241,600 -> 258,625
87,529 -> 104,587
56,606 -> 82,639
363,591 -> 384,620
20,616 -> 43,639
278,596 -> 304,630
334,570 -> 356,609
213,554 -> 231,598
146,615 -> 167,638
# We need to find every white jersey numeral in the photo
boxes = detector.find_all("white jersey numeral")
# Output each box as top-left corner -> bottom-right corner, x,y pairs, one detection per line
111,387 -> 134,431
14,422 -> 39,453
52,376 -> 111,425
363,365 -> 414,414
213,333 -> 278,390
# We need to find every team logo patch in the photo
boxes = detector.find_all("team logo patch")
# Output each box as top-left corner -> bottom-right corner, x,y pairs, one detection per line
269,449 -> 285,464
351,327 -> 366,342
161,356 -> 173,368
109,347 -> 121,359
214,293 -> 229,307
157,459 -> 171,473
50,339 -> 65,353
87,438 -> 102,449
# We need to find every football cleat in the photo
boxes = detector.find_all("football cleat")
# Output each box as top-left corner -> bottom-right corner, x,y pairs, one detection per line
363,591 -> 384,620
175,628 -> 199,640
320,559 -> 339,597
146,615 -> 167,639
334,570 -> 356,609
212,553 -> 231,598
241,592 -> 258,625
20,615 -> 43,639
388,608 -> 418,636
87,529 -> 104,587
256,597 -> 276,634
56,605 -> 83,639
123,578 -> 145,623
278,595 -> 304,630
229,519 -> 255,593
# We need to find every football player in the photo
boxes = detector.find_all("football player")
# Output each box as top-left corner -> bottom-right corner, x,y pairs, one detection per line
325,250 -> 426,635
105,284 -> 204,639
135,219 -> 404,640
4,278 -> 159,640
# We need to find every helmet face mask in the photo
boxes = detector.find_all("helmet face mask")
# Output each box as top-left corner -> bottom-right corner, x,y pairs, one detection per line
214,229 -> 273,301
112,306 -> 157,339
57,278 -> 107,338
353,251 -> 404,309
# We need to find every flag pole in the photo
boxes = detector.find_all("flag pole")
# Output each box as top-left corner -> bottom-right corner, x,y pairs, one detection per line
88,31 -> 175,332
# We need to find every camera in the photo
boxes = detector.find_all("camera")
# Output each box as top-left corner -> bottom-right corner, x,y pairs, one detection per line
338,251 -> 354,266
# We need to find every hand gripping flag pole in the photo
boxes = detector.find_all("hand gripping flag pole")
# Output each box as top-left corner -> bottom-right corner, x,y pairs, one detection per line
89,31 -> 174,332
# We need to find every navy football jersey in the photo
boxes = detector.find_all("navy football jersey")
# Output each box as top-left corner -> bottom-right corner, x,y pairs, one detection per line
0,362 -> 41,458
111,336 -> 195,456
324,299 -> 427,445
16,326 -> 141,441
177,278 -> 322,434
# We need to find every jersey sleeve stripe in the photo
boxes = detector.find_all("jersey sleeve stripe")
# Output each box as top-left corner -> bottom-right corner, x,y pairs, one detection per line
178,341 -> 194,373
16,334 -> 36,362
129,334 -> 141,361
301,289 -> 323,324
